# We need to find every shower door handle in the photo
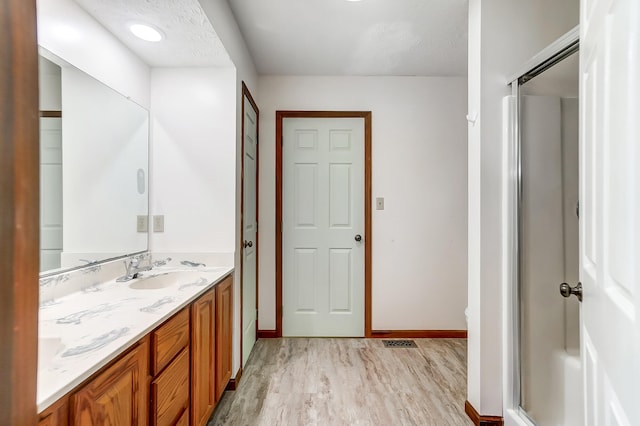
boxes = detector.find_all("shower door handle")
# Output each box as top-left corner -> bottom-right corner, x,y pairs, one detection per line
559,282 -> 582,302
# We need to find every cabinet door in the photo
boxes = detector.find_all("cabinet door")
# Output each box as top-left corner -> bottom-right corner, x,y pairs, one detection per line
191,289 -> 216,426
215,276 -> 233,400
71,338 -> 149,426
38,396 -> 68,426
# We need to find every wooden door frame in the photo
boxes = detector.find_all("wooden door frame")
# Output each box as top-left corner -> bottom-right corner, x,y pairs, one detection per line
275,111 -> 372,338
0,0 -> 40,423
239,81 -> 259,369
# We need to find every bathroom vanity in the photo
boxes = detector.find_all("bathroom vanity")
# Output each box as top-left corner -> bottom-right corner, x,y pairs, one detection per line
35,3 -> 241,424
37,269 -> 233,426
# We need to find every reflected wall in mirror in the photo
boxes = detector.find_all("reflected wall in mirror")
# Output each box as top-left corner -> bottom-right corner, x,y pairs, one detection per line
39,48 -> 149,274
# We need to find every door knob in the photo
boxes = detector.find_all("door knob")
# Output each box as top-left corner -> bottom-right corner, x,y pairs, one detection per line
354,234 -> 362,242
248,241 -> 253,247
243,240 -> 253,248
559,282 -> 582,302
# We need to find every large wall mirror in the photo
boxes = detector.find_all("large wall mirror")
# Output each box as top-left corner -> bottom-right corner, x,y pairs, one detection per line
39,48 -> 149,275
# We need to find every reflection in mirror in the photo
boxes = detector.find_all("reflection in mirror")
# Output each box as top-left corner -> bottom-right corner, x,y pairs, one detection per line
39,48 -> 149,275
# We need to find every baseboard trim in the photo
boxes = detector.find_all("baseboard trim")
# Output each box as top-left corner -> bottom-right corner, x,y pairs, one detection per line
226,367 -> 243,391
370,330 -> 468,339
257,330 -> 280,339
257,329 -> 467,339
465,400 -> 504,426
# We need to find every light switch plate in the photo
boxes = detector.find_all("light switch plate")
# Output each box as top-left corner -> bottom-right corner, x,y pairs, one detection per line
136,215 -> 148,232
153,215 -> 164,233
376,197 -> 384,210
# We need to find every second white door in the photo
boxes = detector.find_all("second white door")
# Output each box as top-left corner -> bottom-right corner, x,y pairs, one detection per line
242,92 -> 258,366
282,117 -> 365,337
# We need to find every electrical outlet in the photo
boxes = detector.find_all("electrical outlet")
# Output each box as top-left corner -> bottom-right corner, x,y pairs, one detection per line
376,197 -> 385,210
153,215 -> 164,233
136,215 -> 148,232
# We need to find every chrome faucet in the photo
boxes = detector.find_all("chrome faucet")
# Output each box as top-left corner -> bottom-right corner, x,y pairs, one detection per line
116,256 -> 152,282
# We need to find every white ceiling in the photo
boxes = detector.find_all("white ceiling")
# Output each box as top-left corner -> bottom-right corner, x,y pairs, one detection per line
70,0 -> 468,75
73,0 -> 233,68
227,0 -> 468,76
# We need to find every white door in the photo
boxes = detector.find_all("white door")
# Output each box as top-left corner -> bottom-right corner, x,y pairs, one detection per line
580,0 -> 639,424
40,117 -> 63,272
242,94 -> 258,366
282,117 -> 365,337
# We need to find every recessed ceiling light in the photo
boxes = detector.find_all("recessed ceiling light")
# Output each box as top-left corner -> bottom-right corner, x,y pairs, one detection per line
129,23 -> 164,42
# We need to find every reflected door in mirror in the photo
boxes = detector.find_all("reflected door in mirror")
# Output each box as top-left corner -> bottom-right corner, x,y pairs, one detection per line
40,116 -> 63,271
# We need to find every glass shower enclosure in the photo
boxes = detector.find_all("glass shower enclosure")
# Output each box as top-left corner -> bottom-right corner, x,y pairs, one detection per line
506,27 -> 583,426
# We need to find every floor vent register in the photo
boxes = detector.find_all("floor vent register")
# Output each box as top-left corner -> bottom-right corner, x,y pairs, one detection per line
382,340 -> 418,348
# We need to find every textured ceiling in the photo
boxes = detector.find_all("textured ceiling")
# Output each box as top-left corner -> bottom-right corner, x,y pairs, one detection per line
227,0 -> 468,76
74,0 -> 233,67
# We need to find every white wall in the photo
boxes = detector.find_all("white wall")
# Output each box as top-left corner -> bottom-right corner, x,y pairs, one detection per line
38,57 -> 62,110
36,0 -> 150,108
150,67 -> 236,256
466,0 -> 579,417
198,0 -> 259,377
257,76 -> 468,331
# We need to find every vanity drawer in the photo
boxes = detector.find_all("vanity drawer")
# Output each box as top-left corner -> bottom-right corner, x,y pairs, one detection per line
151,308 -> 189,375
151,347 -> 190,426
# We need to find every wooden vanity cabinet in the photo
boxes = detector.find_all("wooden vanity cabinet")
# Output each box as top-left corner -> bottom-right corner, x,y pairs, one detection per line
191,289 -> 216,426
69,337 -> 149,426
215,276 -> 233,401
39,274 -> 234,426
191,275 -> 235,425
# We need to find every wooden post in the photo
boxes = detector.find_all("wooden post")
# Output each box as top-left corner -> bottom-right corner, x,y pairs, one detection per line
0,0 -> 40,423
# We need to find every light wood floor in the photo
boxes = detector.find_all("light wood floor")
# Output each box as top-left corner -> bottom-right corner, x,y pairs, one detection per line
208,338 -> 472,426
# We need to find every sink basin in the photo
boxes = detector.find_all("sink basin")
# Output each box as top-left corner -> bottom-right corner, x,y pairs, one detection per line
128,272 -> 207,290
38,336 -> 64,370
